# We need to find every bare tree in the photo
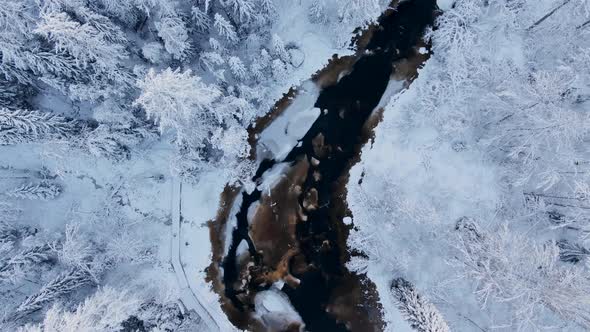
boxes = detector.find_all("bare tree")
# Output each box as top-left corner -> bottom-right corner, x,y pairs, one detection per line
453,224 -> 590,330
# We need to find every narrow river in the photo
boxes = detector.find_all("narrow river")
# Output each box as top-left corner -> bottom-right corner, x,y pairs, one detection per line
207,0 -> 439,330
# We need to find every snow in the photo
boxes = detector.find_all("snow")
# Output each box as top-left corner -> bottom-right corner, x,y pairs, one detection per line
254,288 -> 304,330
347,68 -> 501,331
223,191 -> 244,256
343,216 -> 352,225
288,48 -> 305,68
257,162 -> 289,193
0,138 -> 181,323
175,178 -> 236,331
258,81 -> 320,160
0,138 -> 238,329
346,0 -> 590,330
365,264 -> 413,332
159,3 -> 386,327
236,239 -> 249,257
269,0 -> 355,84
178,175 -> 224,275
0,0 -> 400,329
247,201 -> 260,225
375,79 -> 405,110
0,140 -> 174,231
436,0 -> 456,11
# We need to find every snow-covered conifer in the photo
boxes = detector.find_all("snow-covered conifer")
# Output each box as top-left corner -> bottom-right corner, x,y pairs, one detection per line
155,16 -> 191,60
84,126 -> 131,162
6,50 -> 82,86
309,2 -> 328,24
209,37 -> 225,52
337,0 -> 381,27
200,50 -> 225,69
84,100 -> 156,162
0,80 -> 31,110
57,222 -> 104,278
391,278 -> 450,332
0,244 -> 54,284
228,56 -> 248,81
260,48 -> 271,65
131,0 -> 159,16
222,0 -> 256,23
271,34 -> 290,63
214,13 -> 239,43
0,1 -> 83,87
93,0 -> 139,26
0,108 -> 78,145
5,182 -> 62,200
199,51 -> 226,80
132,301 -> 205,331
258,0 -> 276,17
0,0 -> 34,37
191,6 -> 211,32
0,204 -> 27,237
0,221 -> 20,248
211,126 -> 250,161
249,61 -> 265,82
74,7 -> 127,44
249,49 -> 271,82
34,11 -> 128,76
557,240 -> 590,264
102,228 -> 154,265
20,287 -> 140,332
238,84 -> 263,104
16,267 -> 93,315
218,95 -> 256,124
135,68 -> 222,145
271,59 -> 287,80
141,42 -> 168,64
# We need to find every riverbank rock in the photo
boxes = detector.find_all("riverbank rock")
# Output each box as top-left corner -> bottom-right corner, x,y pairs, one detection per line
288,48 -> 305,68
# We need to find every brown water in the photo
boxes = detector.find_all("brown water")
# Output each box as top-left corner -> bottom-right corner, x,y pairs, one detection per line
207,1 -> 439,330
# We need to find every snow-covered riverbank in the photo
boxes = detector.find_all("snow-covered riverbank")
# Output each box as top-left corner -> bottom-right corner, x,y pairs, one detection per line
347,0 -> 590,330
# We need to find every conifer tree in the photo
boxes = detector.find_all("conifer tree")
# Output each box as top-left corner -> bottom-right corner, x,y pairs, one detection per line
214,13 -> 239,43
391,278 -> 450,332
0,108 -> 79,145
15,268 -> 93,316
5,181 -> 63,200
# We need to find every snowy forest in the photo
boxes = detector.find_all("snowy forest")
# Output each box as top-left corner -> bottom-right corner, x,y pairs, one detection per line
0,0 -> 589,331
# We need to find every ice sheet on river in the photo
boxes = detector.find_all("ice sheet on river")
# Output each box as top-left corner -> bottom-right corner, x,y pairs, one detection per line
258,81 -> 321,161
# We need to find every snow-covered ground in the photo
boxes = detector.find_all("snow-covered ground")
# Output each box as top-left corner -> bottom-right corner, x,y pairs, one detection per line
7,0 -> 588,330
0,0 -> 395,328
142,2 -> 392,330
253,288 -> 304,330
257,81 -> 321,161
347,76 -> 500,331
347,1 -> 590,331
173,178 -> 236,331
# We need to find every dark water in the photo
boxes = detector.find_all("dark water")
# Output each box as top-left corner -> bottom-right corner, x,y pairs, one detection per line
221,0 -> 438,330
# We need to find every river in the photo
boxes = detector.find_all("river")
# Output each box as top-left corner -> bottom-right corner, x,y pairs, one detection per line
207,1 -> 439,330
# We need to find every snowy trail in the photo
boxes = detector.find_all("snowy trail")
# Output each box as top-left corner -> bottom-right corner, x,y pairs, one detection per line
170,179 -> 234,332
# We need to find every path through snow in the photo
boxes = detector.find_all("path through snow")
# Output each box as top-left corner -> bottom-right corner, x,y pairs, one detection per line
170,179 -> 235,331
